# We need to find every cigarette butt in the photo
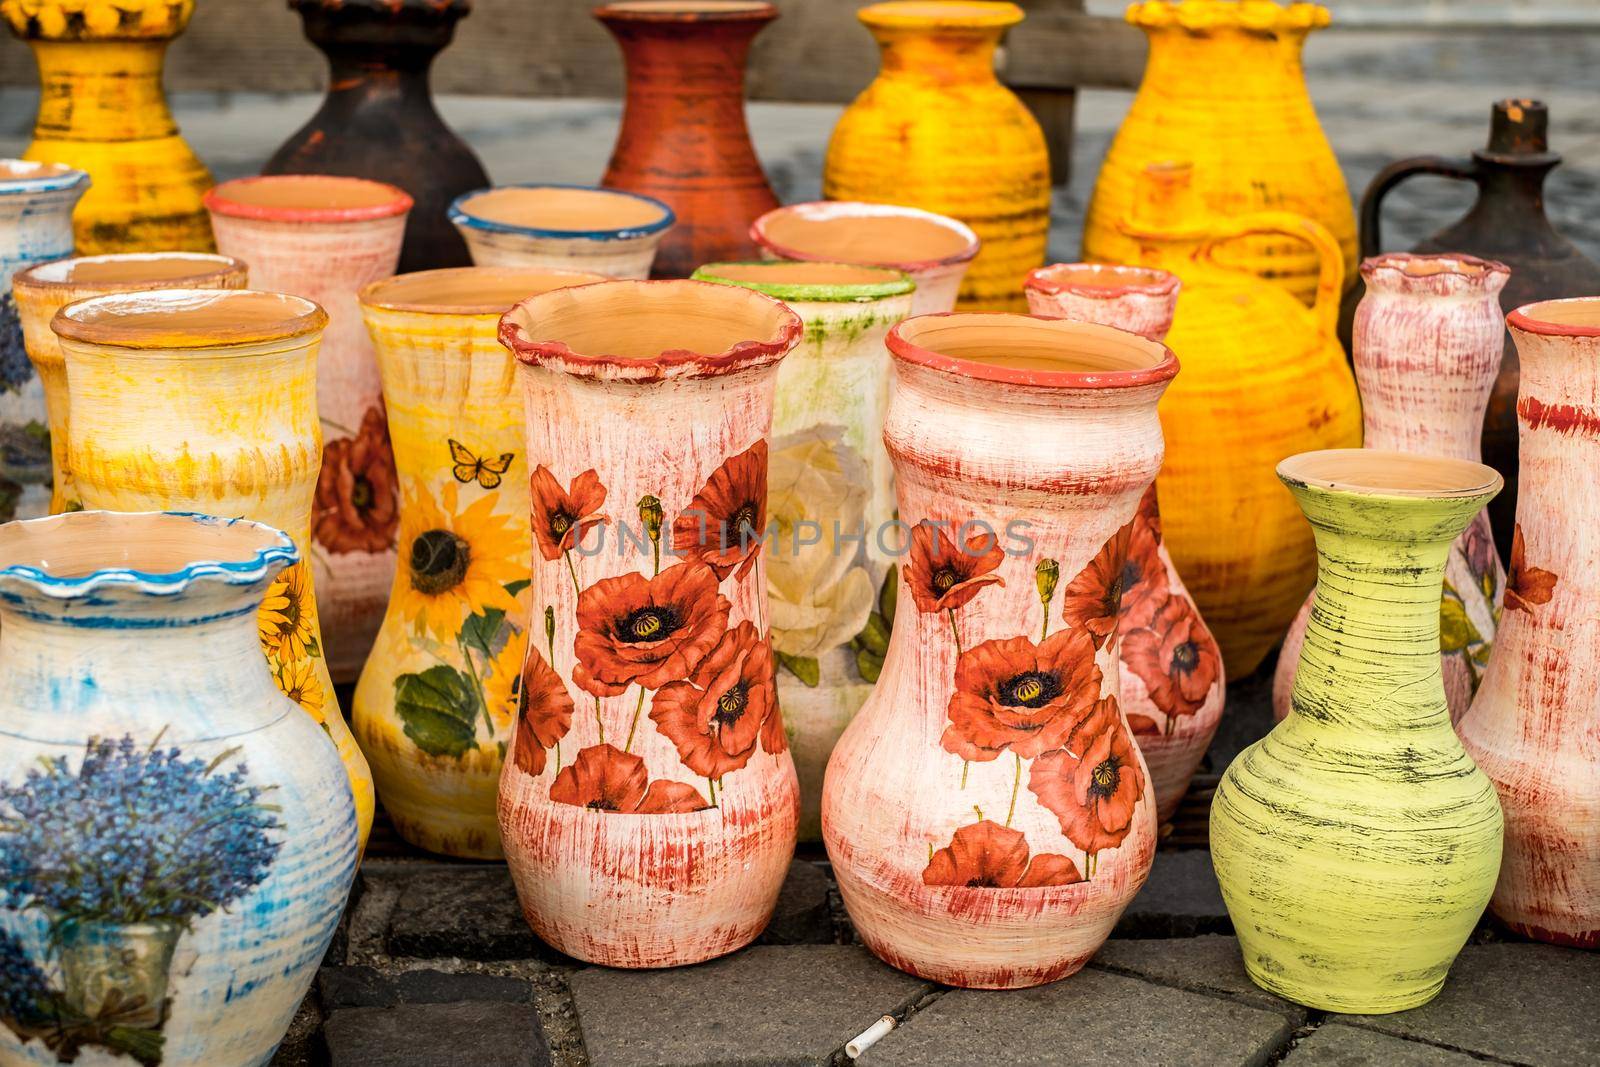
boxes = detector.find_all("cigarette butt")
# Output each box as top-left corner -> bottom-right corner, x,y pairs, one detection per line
846,1014 -> 897,1059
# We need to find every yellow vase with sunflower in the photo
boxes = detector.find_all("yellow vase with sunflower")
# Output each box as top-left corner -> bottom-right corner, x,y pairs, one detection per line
52,288 -> 375,850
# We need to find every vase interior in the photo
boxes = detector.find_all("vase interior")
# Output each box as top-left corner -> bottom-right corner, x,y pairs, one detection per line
1511,297 -> 1600,333
364,266 -> 609,315
1278,449 -> 1502,499
53,288 -> 326,348
0,511 -> 286,580
859,1 -> 1022,29
0,158 -> 79,184
455,186 -> 669,235
505,280 -> 795,361
597,0 -> 775,16
756,205 -> 977,269
207,175 -> 411,219
22,252 -> 243,288
893,314 -> 1172,377
1027,263 -> 1178,297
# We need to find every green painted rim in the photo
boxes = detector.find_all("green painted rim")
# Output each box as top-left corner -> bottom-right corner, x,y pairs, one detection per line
691,261 -> 915,303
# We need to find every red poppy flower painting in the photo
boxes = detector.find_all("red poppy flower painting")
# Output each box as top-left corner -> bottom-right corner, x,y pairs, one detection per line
513,648 -> 575,777
573,562 -> 731,697
904,520 -> 1005,614
941,628 -> 1102,762
530,466 -> 608,561
548,744 -> 709,813
1126,713 -> 1161,736
1028,699 -> 1145,856
921,820 -> 1083,888
1504,524 -> 1558,613
1122,595 -> 1220,721
671,441 -> 769,582
650,621 -> 775,779
313,404 -> 399,555
1118,499 -> 1169,634
1059,520 -> 1134,648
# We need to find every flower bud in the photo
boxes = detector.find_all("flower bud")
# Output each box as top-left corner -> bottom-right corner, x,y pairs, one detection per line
1034,558 -> 1059,603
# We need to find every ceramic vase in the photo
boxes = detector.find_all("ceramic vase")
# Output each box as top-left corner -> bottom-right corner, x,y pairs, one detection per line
497,279 -> 802,967
0,510 -> 357,1067
13,251 -> 246,514
52,288 -> 377,852
206,175 -> 412,684
354,266 -> 608,859
1024,263 -> 1225,823
1124,161 -> 1359,677
0,160 -> 88,521
1213,450 -> 1503,1013
824,2 -> 1048,313
266,0 -> 491,273
750,201 -> 979,316
692,260 -> 916,841
2,0 -> 213,253
449,185 -> 675,280
1275,254 -> 1510,725
1083,0 -> 1355,305
1458,297 -> 1600,948
825,313 -> 1172,988
595,1 -> 779,279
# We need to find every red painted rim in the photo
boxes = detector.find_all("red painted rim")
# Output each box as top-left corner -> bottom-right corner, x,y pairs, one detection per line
1507,297 -> 1600,338
1024,263 -> 1180,299
887,313 -> 1179,389
204,175 -> 413,223
748,202 -> 980,274
593,1 -> 777,24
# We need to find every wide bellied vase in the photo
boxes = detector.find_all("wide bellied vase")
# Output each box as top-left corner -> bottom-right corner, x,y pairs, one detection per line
1213,449 -> 1503,1013
354,266 -> 608,859
1024,263 -> 1225,824
449,184 -> 675,280
1458,298 -> 1600,949
692,260 -> 916,841
824,2 -> 1047,312
825,313 -> 1173,988
1275,254 -> 1510,725
13,251 -> 247,514
0,511 -> 357,1067
51,288 -> 377,851
497,279 -> 802,966
206,175 -> 412,683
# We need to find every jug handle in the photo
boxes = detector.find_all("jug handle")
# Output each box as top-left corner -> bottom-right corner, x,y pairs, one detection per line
1358,156 -> 1479,260
1197,212 -> 1346,340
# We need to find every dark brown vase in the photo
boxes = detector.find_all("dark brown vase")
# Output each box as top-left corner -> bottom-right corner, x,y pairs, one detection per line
595,1 -> 781,278
1352,99 -> 1600,562
265,0 -> 490,273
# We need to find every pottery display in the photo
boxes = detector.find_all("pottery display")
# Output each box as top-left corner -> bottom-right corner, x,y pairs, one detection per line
265,0 -> 491,273
497,279 -> 802,967
1275,254 -> 1510,725
825,313 -> 1171,989
449,185 -> 675,280
595,1 -> 780,279
1023,263 -> 1224,824
692,260 -> 916,841
1214,449 -> 1503,1013
750,202 -> 979,316
1083,0 -> 1355,305
1458,297 -> 1600,949
1123,161 -> 1359,677
824,1 -> 1048,313
206,175 -> 412,683
0,160 -> 88,521
1356,100 -> 1600,564
354,266 -> 608,859
13,251 -> 247,514
2,0 -> 212,254
52,288 -> 377,852
0,510 -> 358,1067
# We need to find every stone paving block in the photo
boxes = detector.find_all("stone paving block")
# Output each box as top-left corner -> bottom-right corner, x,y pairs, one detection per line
758,860 -> 834,946
1283,1025 -> 1482,1066
1114,850 -> 1232,938
323,1000 -> 550,1067
386,866 -> 567,963
318,964 -> 533,1009
1091,935 -> 1302,1018
569,945 -> 930,1067
858,968 -> 1294,1067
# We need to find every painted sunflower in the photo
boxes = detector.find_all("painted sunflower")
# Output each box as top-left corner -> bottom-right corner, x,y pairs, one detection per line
259,562 -> 318,664
483,630 -> 529,736
274,656 -> 327,725
395,480 -> 525,643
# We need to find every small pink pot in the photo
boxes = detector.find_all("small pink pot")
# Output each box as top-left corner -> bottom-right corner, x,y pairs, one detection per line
1024,263 -> 1183,342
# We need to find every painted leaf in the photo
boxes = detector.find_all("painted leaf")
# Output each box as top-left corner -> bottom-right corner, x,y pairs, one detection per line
856,647 -> 883,684
459,606 -> 508,660
878,564 -> 898,624
505,579 -> 531,598
855,611 -> 890,656
394,665 -> 480,758
1439,591 -> 1481,655
775,651 -> 821,687
1470,642 -> 1494,667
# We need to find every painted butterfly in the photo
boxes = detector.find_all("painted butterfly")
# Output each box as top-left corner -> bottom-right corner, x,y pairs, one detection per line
449,439 -> 514,489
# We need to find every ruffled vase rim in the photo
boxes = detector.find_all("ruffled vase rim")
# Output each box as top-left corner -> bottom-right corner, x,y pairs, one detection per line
887,313 -> 1179,389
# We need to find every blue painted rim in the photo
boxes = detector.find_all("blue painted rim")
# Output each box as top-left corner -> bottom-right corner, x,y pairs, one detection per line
0,161 -> 90,196
448,183 -> 676,242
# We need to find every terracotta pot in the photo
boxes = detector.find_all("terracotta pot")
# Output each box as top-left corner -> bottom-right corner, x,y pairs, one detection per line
1459,297 -> 1600,949
1214,449 -> 1503,1013
449,184 -> 675,280
266,0 -> 491,273
0,510 -> 357,1066
692,260 -> 916,841
52,288 -> 377,852
825,313 -> 1173,989
595,1 -> 780,279
1024,263 -> 1224,824
824,2 -> 1048,313
13,252 -> 247,514
497,278 -> 802,967
206,175 -> 412,684
1275,254 -> 1510,726
750,201 -> 980,316
354,266 -> 608,859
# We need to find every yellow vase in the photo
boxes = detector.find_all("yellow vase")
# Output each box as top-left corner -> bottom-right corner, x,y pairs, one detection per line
3,0 -> 214,253
822,1 -> 1049,312
53,288 -> 375,851
1083,0 -> 1355,305
1126,162 -> 1359,677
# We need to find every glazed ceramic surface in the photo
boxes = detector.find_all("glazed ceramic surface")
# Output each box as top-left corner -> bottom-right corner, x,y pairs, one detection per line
0,511 -> 357,1067
1458,298 -> 1600,949
498,279 -> 802,967
1214,451 -> 1503,1014
1084,0 -> 1355,305
824,2 -> 1047,313
53,288 -> 376,852
355,266 -> 608,859
450,185 -> 675,280
207,175 -> 412,684
825,314 -> 1171,989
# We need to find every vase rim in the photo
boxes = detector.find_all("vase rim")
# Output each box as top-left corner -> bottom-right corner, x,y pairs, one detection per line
750,202 -> 980,272
361,266 -> 613,317
204,174 -> 413,224
448,183 -> 676,242
16,252 -> 246,294
691,260 -> 915,303
887,313 -> 1178,389
52,288 -> 329,350
1126,0 -> 1330,34
1025,262 -> 1181,300
1359,252 -> 1510,291
858,1 -> 1023,30
1508,297 -> 1600,338
594,0 -> 777,23
1277,449 -> 1502,500
0,158 -> 89,195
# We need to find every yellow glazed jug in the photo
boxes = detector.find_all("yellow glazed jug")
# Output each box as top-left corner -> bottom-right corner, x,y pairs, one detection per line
823,1 -> 1048,312
1125,162 -> 1359,677
2,0 -> 215,253
1084,0 -> 1355,305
